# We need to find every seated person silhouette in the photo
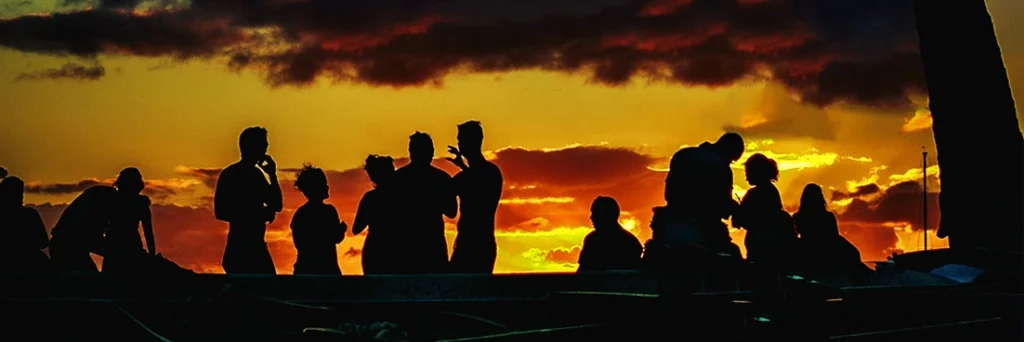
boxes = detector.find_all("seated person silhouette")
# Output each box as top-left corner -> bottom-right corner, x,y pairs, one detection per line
393,132 -> 457,274
102,167 -> 158,274
353,155 -> 402,274
645,133 -> 745,270
577,196 -> 642,273
793,184 -> 863,269
732,153 -> 797,265
49,182 -> 121,272
0,176 -> 52,273
215,126 -> 283,275
447,121 -> 504,274
289,164 -> 347,275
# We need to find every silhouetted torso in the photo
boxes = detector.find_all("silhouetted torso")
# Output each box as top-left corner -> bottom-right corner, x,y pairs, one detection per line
49,185 -> 118,272
734,183 -> 796,264
393,164 -> 455,274
102,194 -> 151,273
577,226 -> 642,272
290,202 -> 344,275
215,161 -> 282,274
355,186 -> 402,274
0,206 -> 51,273
794,210 -> 862,267
449,159 -> 503,274
654,143 -> 736,253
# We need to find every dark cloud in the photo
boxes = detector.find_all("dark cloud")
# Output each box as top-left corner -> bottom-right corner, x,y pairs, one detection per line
25,179 -> 105,194
538,245 -> 582,264
837,180 -> 939,231
830,183 -> 881,202
15,62 -> 105,81
0,0 -> 925,108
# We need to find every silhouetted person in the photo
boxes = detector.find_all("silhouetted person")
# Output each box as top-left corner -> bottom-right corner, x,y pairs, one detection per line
447,121 -> 503,274
101,167 -> 158,273
215,126 -> 283,275
647,132 -> 745,266
289,164 -> 347,275
393,132 -> 457,274
49,184 -> 120,272
793,184 -> 862,267
0,176 -> 51,273
733,154 -> 797,265
353,155 -> 401,274
577,196 -> 642,272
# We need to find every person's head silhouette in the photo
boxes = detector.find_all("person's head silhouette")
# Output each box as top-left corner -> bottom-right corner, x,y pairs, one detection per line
115,167 -> 145,195
589,196 -> 621,231
408,131 -> 434,166
0,166 -> 7,179
239,126 -> 269,163
0,176 -> 25,208
799,183 -> 827,213
295,164 -> 329,202
365,155 -> 396,186
743,153 -> 779,187
714,132 -> 745,163
457,120 -> 484,156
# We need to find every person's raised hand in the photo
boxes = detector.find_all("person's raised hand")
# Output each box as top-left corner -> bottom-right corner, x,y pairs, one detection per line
259,154 -> 277,175
446,145 -> 467,169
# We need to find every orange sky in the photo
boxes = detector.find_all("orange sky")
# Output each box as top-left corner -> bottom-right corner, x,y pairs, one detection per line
1,0 -> 1022,274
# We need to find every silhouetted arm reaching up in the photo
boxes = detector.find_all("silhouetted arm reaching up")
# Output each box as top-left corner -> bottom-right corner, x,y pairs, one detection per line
261,155 -> 284,213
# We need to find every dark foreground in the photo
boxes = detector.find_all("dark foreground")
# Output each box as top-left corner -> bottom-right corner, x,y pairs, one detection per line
0,250 -> 1020,341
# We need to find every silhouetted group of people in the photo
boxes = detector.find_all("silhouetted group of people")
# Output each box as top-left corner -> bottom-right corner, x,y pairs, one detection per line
0,127 -> 866,276
212,122 -> 503,276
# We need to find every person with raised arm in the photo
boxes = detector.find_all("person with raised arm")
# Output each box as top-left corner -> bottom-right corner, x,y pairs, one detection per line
447,121 -> 504,274
214,126 -> 283,275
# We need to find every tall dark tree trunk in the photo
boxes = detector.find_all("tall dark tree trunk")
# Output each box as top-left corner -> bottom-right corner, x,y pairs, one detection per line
913,0 -> 1023,253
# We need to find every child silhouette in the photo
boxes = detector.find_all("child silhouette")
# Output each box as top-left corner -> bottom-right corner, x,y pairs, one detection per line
290,164 -> 348,275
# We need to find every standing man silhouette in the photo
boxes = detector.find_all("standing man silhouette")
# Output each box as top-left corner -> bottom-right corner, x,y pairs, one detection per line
394,132 -> 457,274
214,126 -> 283,275
447,121 -> 503,274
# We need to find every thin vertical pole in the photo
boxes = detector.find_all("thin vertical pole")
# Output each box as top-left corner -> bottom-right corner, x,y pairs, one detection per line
922,147 -> 928,251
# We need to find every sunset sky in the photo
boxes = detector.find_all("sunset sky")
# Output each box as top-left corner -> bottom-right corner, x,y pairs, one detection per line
1,0 -> 1021,275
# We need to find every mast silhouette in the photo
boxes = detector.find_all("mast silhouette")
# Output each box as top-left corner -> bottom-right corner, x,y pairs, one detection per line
922,147 -> 928,251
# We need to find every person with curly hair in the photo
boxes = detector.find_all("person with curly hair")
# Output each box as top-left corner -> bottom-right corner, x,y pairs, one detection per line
733,153 -> 797,265
290,164 -> 348,275
352,155 -> 400,274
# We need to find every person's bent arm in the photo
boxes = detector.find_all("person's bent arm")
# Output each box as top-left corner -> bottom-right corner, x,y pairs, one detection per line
26,208 -> 49,249
352,193 -> 372,235
141,198 -> 156,255
442,174 -> 458,219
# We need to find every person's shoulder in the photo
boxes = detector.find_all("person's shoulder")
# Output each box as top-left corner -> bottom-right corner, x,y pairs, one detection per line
137,194 -> 151,207
19,206 -> 41,217
582,230 -> 598,243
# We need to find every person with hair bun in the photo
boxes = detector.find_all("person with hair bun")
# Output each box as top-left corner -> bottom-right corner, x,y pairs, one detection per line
733,153 -> 797,265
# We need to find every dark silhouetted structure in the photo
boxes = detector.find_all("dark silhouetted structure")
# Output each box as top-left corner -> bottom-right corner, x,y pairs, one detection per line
101,167 -> 158,273
793,184 -> 862,267
49,185 -> 119,272
447,121 -> 504,274
0,176 -> 51,273
289,164 -> 346,275
913,0 -> 1023,254
393,132 -> 457,274
577,196 -> 642,272
645,132 -> 745,268
353,155 -> 401,274
733,153 -> 796,265
215,126 -> 283,275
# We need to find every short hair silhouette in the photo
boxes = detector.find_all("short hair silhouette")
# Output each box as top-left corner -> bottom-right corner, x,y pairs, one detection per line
115,167 -> 144,194
744,153 -> 779,184
716,132 -> 745,162
799,183 -> 828,212
294,163 -> 327,195
239,126 -> 269,157
409,131 -> 434,164
458,120 -> 484,140
0,176 -> 25,205
590,196 -> 621,222
364,154 -> 395,184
